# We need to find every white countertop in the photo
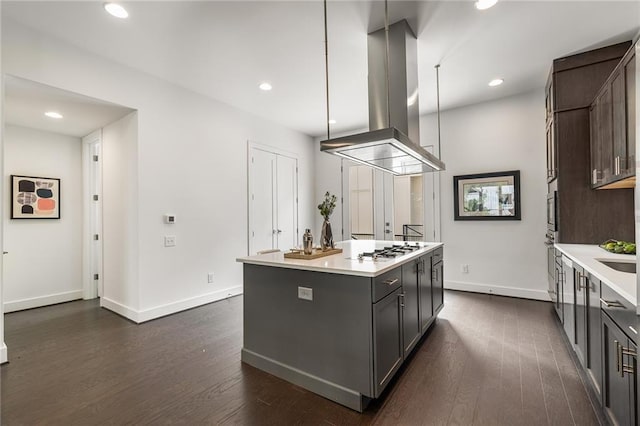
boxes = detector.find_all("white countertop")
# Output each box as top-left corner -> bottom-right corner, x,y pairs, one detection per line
237,240 -> 444,277
555,243 -> 637,306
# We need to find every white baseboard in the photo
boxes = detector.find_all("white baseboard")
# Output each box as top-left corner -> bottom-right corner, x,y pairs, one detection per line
101,286 -> 243,324
0,343 -> 7,364
3,290 -> 83,313
137,286 -> 243,323
100,297 -> 140,323
445,280 -> 550,301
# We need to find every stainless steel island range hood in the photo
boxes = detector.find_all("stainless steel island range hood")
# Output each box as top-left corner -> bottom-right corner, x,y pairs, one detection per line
320,19 -> 445,176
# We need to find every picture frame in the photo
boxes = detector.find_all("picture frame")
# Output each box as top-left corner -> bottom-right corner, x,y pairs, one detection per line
453,170 -> 520,221
11,175 -> 61,219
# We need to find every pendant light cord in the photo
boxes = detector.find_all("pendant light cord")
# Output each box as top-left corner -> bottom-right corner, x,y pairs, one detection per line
323,0 -> 330,140
435,64 -> 442,159
384,0 -> 391,128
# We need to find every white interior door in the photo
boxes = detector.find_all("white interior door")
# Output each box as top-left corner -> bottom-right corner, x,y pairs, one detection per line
249,148 -> 276,255
82,130 -> 103,299
275,155 -> 298,250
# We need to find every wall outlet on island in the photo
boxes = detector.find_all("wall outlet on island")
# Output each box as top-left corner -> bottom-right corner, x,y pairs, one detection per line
461,264 -> 469,274
207,273 -> 214,283
164,235 -> 176,247
298,286 -> 313,301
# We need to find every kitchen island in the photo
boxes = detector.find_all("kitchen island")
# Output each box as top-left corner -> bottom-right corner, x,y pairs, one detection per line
236,240 -> 444,411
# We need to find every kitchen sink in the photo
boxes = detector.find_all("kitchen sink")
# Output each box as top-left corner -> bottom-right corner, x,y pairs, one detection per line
598,260 -> 636,274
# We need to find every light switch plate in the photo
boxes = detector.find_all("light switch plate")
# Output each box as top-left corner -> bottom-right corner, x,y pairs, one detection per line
298,286 -> 313,301
164,235 -> 176,247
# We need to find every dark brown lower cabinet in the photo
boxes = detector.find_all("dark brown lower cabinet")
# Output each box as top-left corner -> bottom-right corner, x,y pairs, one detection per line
602,312 -> 637,426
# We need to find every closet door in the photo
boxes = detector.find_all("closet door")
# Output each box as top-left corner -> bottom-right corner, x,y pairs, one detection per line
275,155 -> 297,250
249,148 -> 275,254
249,145 -> 298,255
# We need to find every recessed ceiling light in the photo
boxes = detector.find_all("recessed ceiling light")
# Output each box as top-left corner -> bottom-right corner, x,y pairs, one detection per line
259,82 -> 273,91
104,3 -> 129,19
44,111 -> 63,119
488,78 -> 504,87
475,0 -> 498,10
328,119 -> 337,124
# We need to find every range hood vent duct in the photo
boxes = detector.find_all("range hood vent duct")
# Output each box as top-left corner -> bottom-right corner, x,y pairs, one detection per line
320,19 -> 445,176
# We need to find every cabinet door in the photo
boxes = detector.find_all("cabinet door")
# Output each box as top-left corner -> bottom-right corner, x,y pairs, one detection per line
575,266 -> 588,366
612,70 -> 627,178
418,256 -> 433,333
602,313 -> 633,426
590,103 -> 602,187
373,288 -> 403,397
432,261 -> 444,314
562,257 -> 575,345
401,261 -> 421,356
587,274 -> 602,398
546,122 -> 557,182
625,52 -> 635,175
598,86 -> 614,183
554,260 -> 563,322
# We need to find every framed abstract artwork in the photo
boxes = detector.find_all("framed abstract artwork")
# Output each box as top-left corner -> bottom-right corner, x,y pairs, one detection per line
453,170 -> 521,221
11,175 -> 61,219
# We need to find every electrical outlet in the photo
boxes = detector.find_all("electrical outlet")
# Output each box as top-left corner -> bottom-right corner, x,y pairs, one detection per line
462,264 -> 469,274
208,273 -> 214,283
298,286 -> 313,301
164,235 -> 176,247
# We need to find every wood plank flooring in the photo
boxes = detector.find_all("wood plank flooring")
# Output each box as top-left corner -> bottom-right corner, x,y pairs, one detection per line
1,291 -> 602,425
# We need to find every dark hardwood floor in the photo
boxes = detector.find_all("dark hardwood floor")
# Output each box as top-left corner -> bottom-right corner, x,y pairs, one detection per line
1,290 -> 601,425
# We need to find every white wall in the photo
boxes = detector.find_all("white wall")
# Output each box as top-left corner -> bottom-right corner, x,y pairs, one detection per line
426,90 -> 547,300
2,20 -> 316,324
314,90 -> 547,300
3,125 -> 83,311
101,112 -> 140,317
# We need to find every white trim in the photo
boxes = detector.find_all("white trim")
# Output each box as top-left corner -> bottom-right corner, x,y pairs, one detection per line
137,286 -> 243,323
445,280 -> 550,301
101,286 -> 243,324
82,129 -> 103,300
3,290 -> 83,313
0,343 -> 7,364
100,297 -> 140,322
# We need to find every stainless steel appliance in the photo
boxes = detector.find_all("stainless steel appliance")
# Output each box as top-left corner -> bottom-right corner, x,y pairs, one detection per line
357,242 -> 422,262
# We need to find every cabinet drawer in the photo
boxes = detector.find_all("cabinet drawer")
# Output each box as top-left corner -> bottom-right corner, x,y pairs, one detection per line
431,248 -> 443,266
601,283 -> 639,343
373,268 -> 402,303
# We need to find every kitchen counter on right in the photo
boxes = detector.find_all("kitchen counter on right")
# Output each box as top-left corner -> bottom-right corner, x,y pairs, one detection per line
555,243 -> 636,306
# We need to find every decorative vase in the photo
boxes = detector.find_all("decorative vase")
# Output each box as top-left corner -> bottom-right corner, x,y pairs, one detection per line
321,218 -> 334,250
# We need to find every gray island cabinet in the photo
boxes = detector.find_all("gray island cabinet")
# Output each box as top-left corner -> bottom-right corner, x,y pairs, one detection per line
237,240 -> 444,412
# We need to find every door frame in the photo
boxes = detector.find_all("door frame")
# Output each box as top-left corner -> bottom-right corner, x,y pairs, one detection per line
247,140 -> 299,255
82,130 -> 103,299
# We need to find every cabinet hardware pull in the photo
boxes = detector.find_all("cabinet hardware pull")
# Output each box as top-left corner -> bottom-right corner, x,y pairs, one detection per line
592,169 -> 597,184
399,293 -> 405,298
629,326 -> 638,335
615,340 -> 621,374
383,278 -> 399,286
600,298 -> 625,308
623,365 -> 635,376
622,347 -> 637,356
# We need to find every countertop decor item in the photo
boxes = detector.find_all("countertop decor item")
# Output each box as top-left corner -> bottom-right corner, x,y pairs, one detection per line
284,247 -> 343,260
318,191 -> 337,250
599,239 -> 636,255
303,229 -> 314,255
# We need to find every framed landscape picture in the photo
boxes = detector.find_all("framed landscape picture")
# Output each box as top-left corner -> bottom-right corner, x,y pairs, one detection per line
11,175 -> 61,219
453,170 -> 521,221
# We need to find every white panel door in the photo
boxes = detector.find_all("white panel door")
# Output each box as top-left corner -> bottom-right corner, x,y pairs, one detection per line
275,155 -> 298,250
249,148 -> 275,255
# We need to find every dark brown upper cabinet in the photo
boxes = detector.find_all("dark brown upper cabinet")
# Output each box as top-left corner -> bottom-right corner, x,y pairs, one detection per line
590,46 -> 636,189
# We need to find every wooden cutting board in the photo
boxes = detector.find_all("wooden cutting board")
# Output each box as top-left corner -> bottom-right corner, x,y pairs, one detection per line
284,248 -> 343,260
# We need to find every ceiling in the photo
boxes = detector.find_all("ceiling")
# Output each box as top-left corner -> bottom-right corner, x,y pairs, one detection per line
4,76 -> 135,138
2,1 -> 639,138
